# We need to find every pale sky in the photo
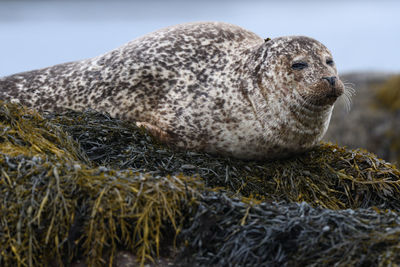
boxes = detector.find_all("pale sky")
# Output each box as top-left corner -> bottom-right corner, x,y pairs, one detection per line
0,0 -> 399,76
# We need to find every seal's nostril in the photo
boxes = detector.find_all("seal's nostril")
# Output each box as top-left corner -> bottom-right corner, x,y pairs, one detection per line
322,76 -> 336,86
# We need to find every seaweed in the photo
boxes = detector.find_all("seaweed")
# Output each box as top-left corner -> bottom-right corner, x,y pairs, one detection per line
0,102 -> 201,266
47,109 -> 400,210
1,101 -> 400,266
181,194 -> 400,266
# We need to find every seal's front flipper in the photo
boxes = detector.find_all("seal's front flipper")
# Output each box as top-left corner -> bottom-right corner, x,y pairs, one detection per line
136,122 -> 173,143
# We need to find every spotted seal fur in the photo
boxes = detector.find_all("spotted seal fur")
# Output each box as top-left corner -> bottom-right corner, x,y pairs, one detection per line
0,22 -> 346,159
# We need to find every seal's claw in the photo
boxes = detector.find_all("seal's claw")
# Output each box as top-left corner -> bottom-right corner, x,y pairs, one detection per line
136,122 -> 172,143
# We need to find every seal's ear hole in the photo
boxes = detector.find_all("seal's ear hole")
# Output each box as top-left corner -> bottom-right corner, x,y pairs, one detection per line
291,62 -> 308,70
326,59 -> 334,66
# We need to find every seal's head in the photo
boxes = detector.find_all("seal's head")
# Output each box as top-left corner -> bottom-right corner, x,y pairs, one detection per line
260,36 -> 344,107
247,35 -> 347,157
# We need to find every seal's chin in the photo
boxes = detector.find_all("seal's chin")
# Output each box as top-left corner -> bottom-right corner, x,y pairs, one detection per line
305,81 -> 345,106
322,95 -> 340,106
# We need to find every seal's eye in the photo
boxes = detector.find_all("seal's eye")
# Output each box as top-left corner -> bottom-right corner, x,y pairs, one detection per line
291,62 -> 308,70
326,59 -> 334,66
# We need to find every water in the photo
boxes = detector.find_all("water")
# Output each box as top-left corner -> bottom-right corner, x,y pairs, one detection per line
0,0 -> 399,77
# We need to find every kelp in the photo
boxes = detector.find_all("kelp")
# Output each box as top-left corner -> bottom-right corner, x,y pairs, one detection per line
48,109 -> 400,210
180,194 -> 400,266
1,101 -> 400,266
0,102 -> 86,162
0,157 -> 201,266
0,103 -> 201,266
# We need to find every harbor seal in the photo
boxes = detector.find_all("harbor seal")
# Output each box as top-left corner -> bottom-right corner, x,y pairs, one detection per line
0,22 -> 345,159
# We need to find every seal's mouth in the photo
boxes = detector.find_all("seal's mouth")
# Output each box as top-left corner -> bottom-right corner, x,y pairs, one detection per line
318,88 -> 343,106
304,77 -> 345,106
326,87 -> 343,99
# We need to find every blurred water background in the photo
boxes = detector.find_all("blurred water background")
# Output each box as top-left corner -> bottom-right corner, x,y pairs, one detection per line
0,0 -> 399,77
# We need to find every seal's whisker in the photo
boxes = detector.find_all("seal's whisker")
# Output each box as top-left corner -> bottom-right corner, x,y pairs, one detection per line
344,85 -> 356,96
339,94 -> 352,112
338,84 -> 355,112
342,81 -> 355,87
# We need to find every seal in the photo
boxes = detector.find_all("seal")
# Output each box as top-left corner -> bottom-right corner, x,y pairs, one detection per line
0,22 -> 346,159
